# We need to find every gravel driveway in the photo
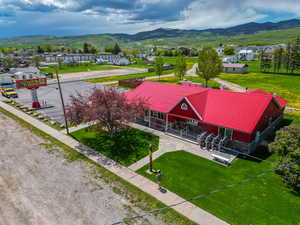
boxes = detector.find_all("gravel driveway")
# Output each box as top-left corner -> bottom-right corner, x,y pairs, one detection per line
0,113 -> 163,225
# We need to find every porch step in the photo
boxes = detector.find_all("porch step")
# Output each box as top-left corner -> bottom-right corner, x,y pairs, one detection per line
165,132 -> 199,145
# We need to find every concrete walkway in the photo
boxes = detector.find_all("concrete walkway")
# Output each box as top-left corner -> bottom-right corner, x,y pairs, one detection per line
128,123 -> 214,171
0,101 -> 229,225
213,78 -> 246,92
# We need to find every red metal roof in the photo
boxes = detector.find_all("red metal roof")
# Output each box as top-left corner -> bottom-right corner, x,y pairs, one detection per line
247,89 -> 288,109
126,81 -> 205,113
125,82 -> 288,133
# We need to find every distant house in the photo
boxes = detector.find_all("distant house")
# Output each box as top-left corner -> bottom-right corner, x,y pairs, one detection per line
0,73 -> 14,88
223,55 -> 240,63
216,47 -> 224,56
223,64 -> 248,74
114,57 -> 130,66
239,50 -> 254,61
10,66 -> 41,80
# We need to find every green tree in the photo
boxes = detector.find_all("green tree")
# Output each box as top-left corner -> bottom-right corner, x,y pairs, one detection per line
104,45 -> 114,53
175,55 -> 187,80
154,57 -> 164,79
37,46 -> 44,54
260,49 -> 272,72
32,55 -> 43,69
196,46 -> 222,88
112,43 -> 121,55
273,48 -> 285,73
83,42 -> 90,53
270,124 -> 300,194
223,46 -> 235,55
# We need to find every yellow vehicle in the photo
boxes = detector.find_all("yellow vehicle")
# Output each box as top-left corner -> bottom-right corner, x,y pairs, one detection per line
1,88 -> 18,98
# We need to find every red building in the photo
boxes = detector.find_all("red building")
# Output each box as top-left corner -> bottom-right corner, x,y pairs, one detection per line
126,82 -> 288,153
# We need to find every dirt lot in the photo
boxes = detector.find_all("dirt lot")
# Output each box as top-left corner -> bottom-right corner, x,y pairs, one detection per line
0,113 -> 163,225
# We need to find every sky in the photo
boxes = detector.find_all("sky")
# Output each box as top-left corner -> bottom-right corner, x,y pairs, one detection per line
0,0 -> 299,38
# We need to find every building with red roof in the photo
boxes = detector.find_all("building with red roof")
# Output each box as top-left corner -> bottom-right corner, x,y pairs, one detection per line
126,81 -> 288,153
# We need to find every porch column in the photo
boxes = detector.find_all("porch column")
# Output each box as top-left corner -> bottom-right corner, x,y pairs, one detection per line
165,114 -> 168,132
148,110 -> 151,127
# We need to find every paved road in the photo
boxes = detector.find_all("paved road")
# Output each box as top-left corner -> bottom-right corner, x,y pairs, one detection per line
49,67 -> 147,85
0,112 -> 163,225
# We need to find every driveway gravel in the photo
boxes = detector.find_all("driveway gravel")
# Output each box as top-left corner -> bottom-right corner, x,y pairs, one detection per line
0,113 -> 163,225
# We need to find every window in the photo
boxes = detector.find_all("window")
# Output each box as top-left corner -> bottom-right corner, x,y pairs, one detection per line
181,103 -> 188,110
151,111 -> 165,120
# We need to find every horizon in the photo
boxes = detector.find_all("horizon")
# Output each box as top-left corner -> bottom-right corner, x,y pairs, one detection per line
1,18 -> 300,40
0,0 -> 300,38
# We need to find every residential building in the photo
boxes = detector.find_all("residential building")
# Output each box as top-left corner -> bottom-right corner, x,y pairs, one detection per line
126,82 -> 287,153
223,55 -> 240,63
239,50 -> 254,61
223,64 -> 248,74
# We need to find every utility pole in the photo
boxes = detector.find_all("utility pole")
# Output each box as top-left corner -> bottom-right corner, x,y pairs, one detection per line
55,66 -> 70,134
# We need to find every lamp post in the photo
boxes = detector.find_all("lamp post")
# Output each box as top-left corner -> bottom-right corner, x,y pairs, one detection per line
149,142 -> 153,173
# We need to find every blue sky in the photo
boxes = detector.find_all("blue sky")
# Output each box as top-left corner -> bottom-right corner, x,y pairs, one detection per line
0,0 -> 299,38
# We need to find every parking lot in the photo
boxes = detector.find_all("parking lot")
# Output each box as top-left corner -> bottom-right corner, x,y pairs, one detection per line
14,81 -> 110,124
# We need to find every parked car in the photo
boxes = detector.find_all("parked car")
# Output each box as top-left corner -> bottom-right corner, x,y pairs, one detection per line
44,73 -> 53,79
1,88 -> 18,98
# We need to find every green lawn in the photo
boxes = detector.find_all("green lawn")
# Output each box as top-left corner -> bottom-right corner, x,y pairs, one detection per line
219,72 -> 300,108
71,127 -> 159,166
41,63 -> 123,74
86,69 -> 173,83
150,76 -> 220,89
138,151 -> 300,225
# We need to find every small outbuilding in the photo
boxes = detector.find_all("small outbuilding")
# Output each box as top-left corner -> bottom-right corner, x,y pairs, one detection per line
223,64 -> 248,74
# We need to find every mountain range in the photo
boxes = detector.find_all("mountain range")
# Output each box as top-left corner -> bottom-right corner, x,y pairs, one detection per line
1,19 -> 300,48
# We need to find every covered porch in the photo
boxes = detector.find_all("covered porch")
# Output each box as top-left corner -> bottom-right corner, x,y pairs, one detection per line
139,110 -> 203,141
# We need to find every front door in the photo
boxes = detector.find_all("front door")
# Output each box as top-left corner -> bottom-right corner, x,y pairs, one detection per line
219,127 -> 233,139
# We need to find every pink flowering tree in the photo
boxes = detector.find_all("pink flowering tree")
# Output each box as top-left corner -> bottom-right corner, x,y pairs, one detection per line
66,87 -> 147,138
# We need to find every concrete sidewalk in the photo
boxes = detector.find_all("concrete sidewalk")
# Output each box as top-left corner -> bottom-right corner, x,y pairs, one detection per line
128,123 -> 214,171
0,101 -> 229,225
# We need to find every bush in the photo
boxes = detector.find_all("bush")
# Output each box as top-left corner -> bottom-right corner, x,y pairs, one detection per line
270,124 -> 300,194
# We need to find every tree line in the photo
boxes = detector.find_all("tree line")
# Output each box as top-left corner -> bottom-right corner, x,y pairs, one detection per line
260,36 -> 300,74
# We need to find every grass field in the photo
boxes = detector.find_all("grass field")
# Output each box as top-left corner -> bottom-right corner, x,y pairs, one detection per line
40,63 -> 123,74
219,72 -> 300,108
71,127 -> 159,166
86,69 -> 173,83
138,151 -> 300,225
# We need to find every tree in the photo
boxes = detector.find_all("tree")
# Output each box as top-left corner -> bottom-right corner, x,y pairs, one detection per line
66,87 -> 147,138
112,43 -> 121,55
154,56 -> 164,79
224,46 -> 235,56
273,48 -> 285,73
175,55 -> 187,80
83,42 -> 90,54
37,46 -> 44,54
105,45 -> 114,53
285,43 -> 292,73
270,124 -> 300,194
259,49 -> 272,72
196,46 -> 222,88
32,55 -> 43,69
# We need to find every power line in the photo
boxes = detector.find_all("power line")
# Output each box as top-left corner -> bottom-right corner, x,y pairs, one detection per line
111,161 -> 299,225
